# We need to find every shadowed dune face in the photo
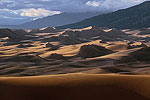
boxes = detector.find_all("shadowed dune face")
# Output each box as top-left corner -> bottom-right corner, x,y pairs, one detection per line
0,54 -> 44,62
129,47 -> 150,61
0,85 -> 146,100
0,28 -> 29,41
116,47 -> 150,64
77,44 -> 113,58
138,29 -> 150,35
0,74 -> 149,100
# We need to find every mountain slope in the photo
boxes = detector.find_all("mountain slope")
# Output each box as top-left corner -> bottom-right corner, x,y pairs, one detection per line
0,17 -> 33,25
58,1 -> 150,29
2,12 -> 102,29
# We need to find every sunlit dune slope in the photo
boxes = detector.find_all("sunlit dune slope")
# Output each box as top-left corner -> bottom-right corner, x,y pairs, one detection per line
40,40 -> 106,57
90,47 -> 141,60
0,74 -> 149,100
106,43 -> 129,51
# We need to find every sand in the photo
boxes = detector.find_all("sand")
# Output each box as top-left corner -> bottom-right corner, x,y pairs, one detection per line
106,43 -> 129,51
0,74 -> 149,100
0,27 -> 150,99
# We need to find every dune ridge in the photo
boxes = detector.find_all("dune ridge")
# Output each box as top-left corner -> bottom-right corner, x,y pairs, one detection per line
0,74 -> 149,100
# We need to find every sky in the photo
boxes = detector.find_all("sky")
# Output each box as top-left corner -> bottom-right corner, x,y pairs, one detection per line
0,0 -> 149,24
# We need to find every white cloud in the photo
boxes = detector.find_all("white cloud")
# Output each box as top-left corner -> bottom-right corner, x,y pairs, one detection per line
15,8 -> 61,17
0,8 -> 61,20
0,0 -> 13,3
86,1 -> 100,7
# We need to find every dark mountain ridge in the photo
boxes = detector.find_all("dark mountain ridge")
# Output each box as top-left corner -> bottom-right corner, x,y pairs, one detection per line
57,1 -> 150,29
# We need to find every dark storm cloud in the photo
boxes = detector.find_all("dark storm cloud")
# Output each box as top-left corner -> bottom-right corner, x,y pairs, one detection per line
0,0 -> 149,20
0,0 -> 148,11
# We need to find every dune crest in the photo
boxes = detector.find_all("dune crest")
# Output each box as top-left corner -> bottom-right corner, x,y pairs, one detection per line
0,74 -> 149,100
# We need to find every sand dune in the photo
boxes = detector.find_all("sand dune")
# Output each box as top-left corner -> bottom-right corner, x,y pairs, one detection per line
106,43 -> 129,51
92,47 -> 141,60
0,74 -> 149,100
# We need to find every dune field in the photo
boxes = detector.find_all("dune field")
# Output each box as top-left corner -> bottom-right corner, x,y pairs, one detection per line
0,27 -> 150,100
0,27 -> 150,76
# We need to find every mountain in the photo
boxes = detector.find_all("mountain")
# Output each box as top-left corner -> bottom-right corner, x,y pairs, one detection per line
58,1 -> 150,29
0,12 -> 103,29
0,17 -> 33,25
